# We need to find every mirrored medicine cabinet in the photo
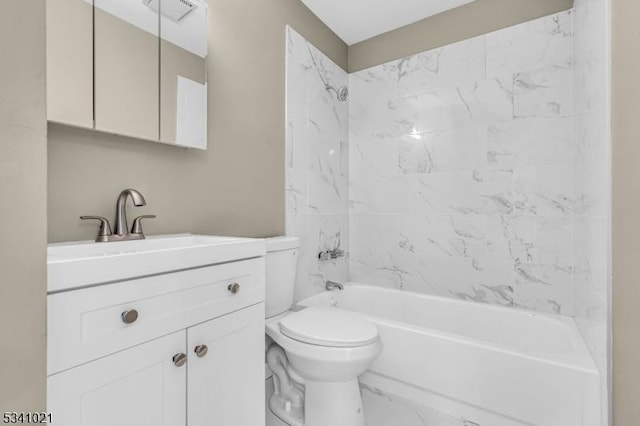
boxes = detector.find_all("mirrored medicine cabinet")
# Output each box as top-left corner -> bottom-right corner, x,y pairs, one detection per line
46,0 -> 208,149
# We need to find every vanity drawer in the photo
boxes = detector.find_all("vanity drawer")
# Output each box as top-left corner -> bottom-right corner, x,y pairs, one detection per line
48,257 -> 265,375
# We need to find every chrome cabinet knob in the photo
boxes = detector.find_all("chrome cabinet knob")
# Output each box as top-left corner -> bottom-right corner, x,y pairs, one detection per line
228,283 -> 240,294
173,353 -> 187,367
121,309 -> 139,324
194,344 -> 208,358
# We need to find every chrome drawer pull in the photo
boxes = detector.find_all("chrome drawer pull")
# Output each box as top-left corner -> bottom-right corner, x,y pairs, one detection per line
228,283 -> 240,294
121,309 -> 139,324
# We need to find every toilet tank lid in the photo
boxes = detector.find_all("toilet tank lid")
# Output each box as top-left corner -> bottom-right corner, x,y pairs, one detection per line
265,236 -> 300,252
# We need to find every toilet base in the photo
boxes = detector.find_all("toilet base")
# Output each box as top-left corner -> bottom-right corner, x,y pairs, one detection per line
270,392 -> 304,426
304,379 -> 366,426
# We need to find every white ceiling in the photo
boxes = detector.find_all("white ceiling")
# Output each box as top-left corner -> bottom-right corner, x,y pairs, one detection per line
300,0 -> 477,45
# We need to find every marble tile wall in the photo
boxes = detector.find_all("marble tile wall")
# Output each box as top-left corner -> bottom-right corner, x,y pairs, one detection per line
348,11 -> 577,315
285,26 -> 349,301
572,0 -> 611,422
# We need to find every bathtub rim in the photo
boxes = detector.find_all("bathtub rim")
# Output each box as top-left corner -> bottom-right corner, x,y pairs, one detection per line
297,282 -> 599,374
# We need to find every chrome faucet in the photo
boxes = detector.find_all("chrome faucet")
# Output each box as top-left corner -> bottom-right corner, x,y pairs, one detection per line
325,281 -> 344,291
114,188 -> 146,237
81,188 -> 156,242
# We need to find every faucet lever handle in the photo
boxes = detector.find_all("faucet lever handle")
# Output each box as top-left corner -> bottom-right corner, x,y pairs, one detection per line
80,216 -> 113,240
131,215 -> 156,235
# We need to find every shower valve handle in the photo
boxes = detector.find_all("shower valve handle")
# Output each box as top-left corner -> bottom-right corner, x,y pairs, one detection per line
318,249 -> 345,260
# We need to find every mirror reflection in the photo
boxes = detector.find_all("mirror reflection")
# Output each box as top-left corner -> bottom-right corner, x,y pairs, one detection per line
89,0 -> 208,148
94,0 -> 160,141
158,0 -> 208,149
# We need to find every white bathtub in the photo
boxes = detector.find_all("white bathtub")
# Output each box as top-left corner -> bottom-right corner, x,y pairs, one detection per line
298,283 -> 600,426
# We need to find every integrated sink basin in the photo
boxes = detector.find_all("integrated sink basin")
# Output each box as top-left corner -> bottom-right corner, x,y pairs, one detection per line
48,234 -> 266,292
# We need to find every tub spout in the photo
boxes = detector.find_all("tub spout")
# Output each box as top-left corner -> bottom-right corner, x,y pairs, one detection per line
326,280 -> 344,291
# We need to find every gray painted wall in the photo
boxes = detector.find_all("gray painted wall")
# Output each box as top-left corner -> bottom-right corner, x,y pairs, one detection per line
0,0 -> 47,412
612,0 -> 640,423
348,0 -> 573,72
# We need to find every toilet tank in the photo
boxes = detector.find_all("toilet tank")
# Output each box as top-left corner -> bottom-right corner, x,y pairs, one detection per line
265,236 -> 300,318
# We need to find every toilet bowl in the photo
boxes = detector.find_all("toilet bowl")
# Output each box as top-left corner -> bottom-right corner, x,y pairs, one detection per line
263,236 -> 382,426
266,307 -> 382,426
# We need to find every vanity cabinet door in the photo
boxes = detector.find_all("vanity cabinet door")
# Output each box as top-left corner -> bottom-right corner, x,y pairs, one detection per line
187,303 -> 265,426
93,0 -> 159,141
46,0 -> 93,128
47,331 -> 186,426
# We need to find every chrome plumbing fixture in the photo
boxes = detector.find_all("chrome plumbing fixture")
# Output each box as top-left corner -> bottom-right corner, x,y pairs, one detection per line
325,281 -> 344,291
81,188 -> 156,242
325,84 -> 349,102
318,249 -> 345,261
307,40 -> 348,103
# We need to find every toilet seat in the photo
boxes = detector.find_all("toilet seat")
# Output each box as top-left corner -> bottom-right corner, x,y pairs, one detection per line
278,307 -> 379,348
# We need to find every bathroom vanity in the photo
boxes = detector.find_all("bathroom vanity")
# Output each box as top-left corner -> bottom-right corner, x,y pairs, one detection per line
46,235 -> 266,426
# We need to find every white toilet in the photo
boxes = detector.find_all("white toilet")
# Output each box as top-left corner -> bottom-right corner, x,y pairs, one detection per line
264,237 -> 382,426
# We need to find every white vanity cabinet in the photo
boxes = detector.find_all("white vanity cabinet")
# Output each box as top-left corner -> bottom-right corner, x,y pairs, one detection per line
188,305 -> 265,425
47,243 -> 265,426
48,330 -> 187,426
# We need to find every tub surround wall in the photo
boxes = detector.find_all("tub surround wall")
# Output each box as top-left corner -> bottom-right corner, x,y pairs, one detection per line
283,18 -> 607,422
572,0 -> 611,422
349,11 -> 576,315
285,27 -> 349,301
